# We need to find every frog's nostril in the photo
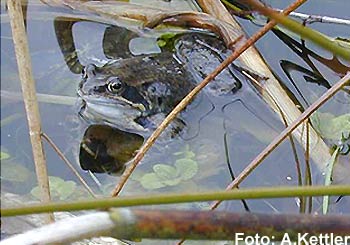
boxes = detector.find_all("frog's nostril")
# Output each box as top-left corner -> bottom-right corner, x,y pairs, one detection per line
93,86 -> 105,93
84,64 -> 97,78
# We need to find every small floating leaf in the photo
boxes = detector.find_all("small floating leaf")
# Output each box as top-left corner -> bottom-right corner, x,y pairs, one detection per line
173,145 -> 196,159
31,176 -> 77,201
58,181 -> 77,200
157,39 -> 167,48
153,164 -> 178,180
311,112 -> 350,140
175,158 -> 198,180
1,160 -> 33,182
162,177 -> 182,186
156,32 -> 178,51
139,145 -> 199,190
184,150 -> 196,159
140,173 -> 166,190
159,33 -> 177,40
1,151 -> 10,160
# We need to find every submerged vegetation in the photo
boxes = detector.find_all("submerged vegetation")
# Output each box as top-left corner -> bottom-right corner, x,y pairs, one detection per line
1,0 -> 349,243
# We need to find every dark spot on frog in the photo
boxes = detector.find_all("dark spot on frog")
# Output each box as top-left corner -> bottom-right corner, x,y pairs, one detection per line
93,85 -> 106,93
147,82 -> 170,97
147,56 -> 161,66
157,97 -> 163,107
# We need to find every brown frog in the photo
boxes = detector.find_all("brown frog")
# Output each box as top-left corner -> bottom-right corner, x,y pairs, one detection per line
77,33 -> 244,136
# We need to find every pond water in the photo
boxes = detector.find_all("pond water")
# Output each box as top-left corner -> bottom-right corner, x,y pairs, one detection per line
1,0 -> 349,239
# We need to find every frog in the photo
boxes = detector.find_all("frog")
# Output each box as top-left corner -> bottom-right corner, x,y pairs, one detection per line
54,18 -> 247,174
77,32 -> 245,136
78,52 -> 193,134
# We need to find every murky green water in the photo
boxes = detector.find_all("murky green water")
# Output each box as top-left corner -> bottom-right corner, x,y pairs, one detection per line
1,0 -> 349,240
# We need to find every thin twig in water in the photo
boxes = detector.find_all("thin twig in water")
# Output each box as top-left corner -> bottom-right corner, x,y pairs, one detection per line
275,9 -> 350,26
7,0 -> 53,223
210,73 -> 350,210
300,121 -> 308,213
304,120 -> 313,213
41,133 -> 97,198
110,0 -> 307,197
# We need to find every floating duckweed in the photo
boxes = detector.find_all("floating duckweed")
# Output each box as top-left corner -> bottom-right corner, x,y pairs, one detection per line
31,176 -> 77,201
140,145 -> 199,190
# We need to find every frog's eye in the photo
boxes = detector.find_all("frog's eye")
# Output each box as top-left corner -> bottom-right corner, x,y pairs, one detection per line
107,77 -> 124,94
83,64 -> 96,79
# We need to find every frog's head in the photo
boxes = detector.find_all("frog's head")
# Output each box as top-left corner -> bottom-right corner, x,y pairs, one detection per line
78,54 -> 193,135
78,62 -> 151,133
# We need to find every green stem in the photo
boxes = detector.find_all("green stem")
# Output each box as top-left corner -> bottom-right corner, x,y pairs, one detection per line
323,147 -> 340,214
2,185 -> 349,217
221,0 -> 254,20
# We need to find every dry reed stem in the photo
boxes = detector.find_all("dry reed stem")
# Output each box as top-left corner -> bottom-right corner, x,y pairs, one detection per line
210,72 -> 350,209
110,0 -> 306,197
41,133 -> 97,198
7,0 -> 53,223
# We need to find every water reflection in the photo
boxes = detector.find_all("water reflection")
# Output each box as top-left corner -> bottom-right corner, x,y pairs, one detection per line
274,29 -> 350,108
79,125 -> 143,175
54,17 -> 137,74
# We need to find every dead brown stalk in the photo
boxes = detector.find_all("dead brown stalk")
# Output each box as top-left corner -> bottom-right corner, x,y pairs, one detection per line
7,0 -> 53,223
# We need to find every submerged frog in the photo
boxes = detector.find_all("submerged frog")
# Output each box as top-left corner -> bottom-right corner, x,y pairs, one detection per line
78,33 -> 244,136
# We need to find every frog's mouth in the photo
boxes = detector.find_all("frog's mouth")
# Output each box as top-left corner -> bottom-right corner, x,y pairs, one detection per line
78,90 -> 149,132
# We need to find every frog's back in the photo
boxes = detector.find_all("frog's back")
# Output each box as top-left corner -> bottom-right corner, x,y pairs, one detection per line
175,33 -> 242,96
